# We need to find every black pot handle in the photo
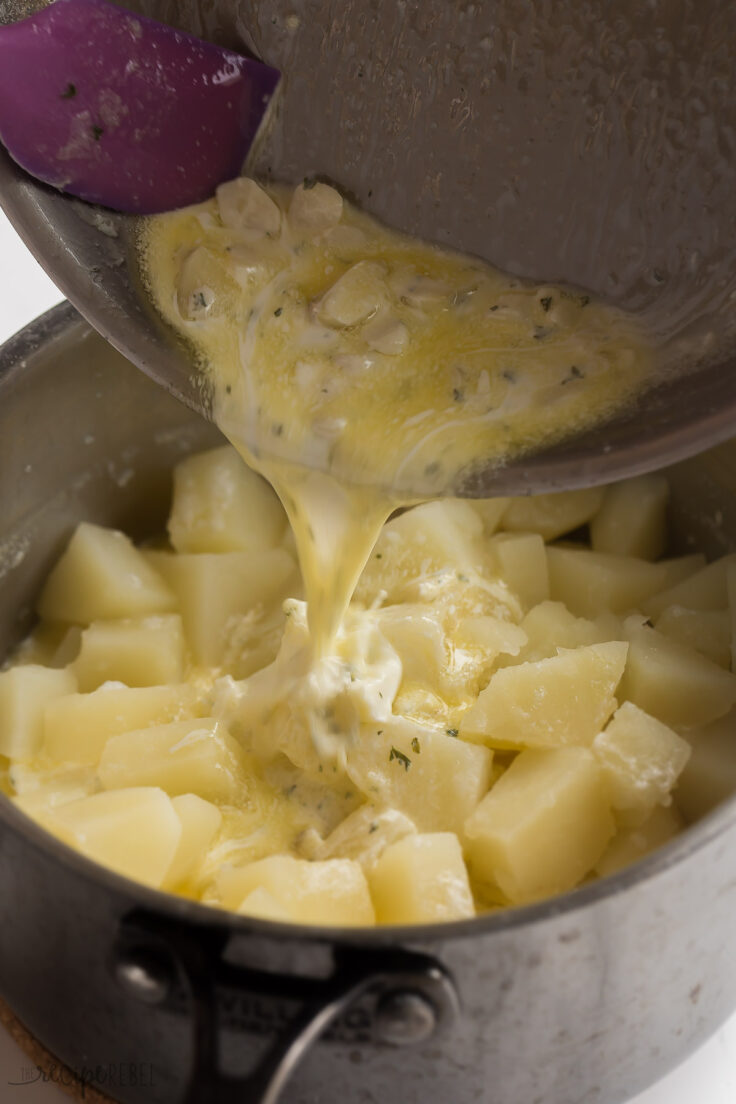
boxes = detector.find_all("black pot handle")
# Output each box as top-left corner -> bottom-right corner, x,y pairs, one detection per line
114,914 -> 459,1104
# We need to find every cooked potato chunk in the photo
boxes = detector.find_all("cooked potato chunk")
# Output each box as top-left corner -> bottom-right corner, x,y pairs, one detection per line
72,615 -> 186,692
38,523 -> 176,623
515,601 -> 617,665
99,718 -> 246,803
654,606 -> 731,668
52,787 -> 181,888
368,833 -> 474,924
464,747 -> 614,903
593,702 -> 691,817
548,547 -> 703,619
594,803 -> 684,878
460,642 -> 628,749
146,549 -> 294,666
470,497 -> 509,535
620,624 -> 736,729
0,665 -> 76,759
590,476 -> 669,561
501,487 -> 604,541
354,500 -> 484,604
489,532 -> 549,610
168,446 -> 286,554
219,855 -> 374,925
643,553 -> 736,621
164,794 -> 222,890
675,709 -> 736,822
346,722 -> 493,835
44,683 -> 198,765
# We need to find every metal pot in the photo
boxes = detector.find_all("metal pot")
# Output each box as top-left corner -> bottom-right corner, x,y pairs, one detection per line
1,304 -> 736,1104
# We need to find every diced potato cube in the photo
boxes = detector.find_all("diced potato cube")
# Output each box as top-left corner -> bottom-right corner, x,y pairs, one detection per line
377,605 -> 446,686
501,487 -> 604,541
289,181 -> 343,236
460,642 -> 628,749
464,748 -> 614,903
216,177 -> 281,237
643,553 -> 736,621
72,615 -> 186,692
99,718 -> 246,803
470,497 -> 509,535
53,787 -> 181,888
368,833 -> 474,924
675,709 -> 736,821
590,476 -> 669,560
489,532 -> 549,610
145,549 -> 295,666
237,887 -> 294,922
355,500 -> 485,604
346,721 -> 493,835
515,601 -> 617,664
0,665 -> 76,759
218,855 -> 374,925
593,702 -> 691,816
164,794 -> 222,890
454,616 -> 527,663
38,523 -> 176,624
44,683 -> 198,765
547,547 -> 703,619
594,803 -> 684,878
620,624 -> 736,728
168,446 -> 286,555
654,606 -> 731,668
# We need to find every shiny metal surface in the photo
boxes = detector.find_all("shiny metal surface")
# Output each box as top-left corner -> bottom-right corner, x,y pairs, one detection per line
1,0 -> 736,495
0,305 -> 736,1104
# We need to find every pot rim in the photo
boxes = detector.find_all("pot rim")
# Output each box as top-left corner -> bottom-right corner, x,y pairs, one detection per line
2,301 -> 735,946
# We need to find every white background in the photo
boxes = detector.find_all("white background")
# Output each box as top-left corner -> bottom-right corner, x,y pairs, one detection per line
0,208 -> 735,1102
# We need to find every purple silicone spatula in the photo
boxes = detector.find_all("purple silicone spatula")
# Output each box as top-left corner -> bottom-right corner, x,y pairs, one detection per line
0,0 -> 280,214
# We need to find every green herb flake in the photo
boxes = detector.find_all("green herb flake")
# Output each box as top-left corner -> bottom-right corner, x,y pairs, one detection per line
411,736 -> 421,754
369,822 -> 379,834
389,746 -> 411,771
446,728 -> 459,738
61,83 -> 77,100
91,124 -> 104,141
540,295 -> 552,312
274,307 -> 283,316
561,365 -> 585,386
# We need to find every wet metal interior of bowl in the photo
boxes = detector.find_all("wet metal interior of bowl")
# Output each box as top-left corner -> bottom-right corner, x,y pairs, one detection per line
0,0 -> 735,493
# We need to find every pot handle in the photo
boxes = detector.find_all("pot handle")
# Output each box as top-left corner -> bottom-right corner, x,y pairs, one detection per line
114,917 -> 459,1104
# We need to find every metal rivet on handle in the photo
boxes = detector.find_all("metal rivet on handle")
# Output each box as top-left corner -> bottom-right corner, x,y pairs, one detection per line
115,947 -> 173,1005
374,989 -> 438,1046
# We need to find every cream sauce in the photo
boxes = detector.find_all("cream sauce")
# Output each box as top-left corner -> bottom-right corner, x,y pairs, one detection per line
139,178 -> 651,750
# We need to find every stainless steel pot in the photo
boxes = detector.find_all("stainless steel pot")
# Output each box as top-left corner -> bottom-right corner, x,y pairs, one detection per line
1,304 -> 736,1104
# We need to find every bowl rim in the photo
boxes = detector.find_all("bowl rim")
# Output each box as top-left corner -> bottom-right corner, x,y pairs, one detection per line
1,301 -> 735,946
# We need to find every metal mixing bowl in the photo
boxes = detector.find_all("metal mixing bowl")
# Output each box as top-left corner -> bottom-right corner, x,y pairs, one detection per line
1,0 -> 735,495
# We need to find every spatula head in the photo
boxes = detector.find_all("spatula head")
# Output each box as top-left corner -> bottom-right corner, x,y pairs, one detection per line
0,0 -> 280,213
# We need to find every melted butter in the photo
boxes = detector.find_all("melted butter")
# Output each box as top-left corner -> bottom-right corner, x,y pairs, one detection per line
138,178 -> 652,746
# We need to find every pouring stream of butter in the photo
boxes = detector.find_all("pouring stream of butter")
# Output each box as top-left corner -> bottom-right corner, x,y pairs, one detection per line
139,179 -> 651,753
